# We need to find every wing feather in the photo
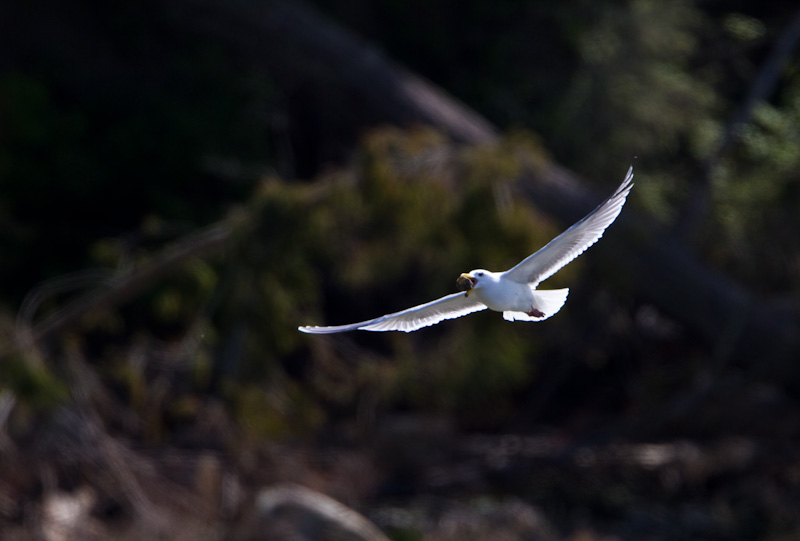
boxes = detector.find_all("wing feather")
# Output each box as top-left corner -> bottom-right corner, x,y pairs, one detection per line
298,292 -> 487,334
503,166 -> 634,286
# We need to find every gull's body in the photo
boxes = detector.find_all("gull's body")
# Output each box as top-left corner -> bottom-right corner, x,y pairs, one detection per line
299,166 -> 634,333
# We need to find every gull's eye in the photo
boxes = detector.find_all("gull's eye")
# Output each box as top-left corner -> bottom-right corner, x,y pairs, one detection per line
477,272 -> 484,277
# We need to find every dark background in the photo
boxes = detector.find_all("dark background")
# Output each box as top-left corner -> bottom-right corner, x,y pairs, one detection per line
1,1 -> 800,539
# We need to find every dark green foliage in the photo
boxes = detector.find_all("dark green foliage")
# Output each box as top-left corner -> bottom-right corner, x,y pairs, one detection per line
1,354 -> 69,412
706,86 -> 800,292
1,128 -> 568,436
213,128 -> 560,421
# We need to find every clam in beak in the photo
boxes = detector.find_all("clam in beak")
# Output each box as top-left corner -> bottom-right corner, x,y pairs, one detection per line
456,273 -> 476,296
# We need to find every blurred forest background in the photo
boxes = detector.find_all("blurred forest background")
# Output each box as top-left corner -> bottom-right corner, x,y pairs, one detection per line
2,0 -> 800,539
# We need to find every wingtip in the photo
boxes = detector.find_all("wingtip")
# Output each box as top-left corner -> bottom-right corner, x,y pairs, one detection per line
616,167 -> 635,196
298,323 -> 361,334
624,165 -> 634,183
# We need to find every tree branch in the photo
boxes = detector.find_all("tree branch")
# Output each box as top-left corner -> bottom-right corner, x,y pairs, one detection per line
7,223 -> 233,358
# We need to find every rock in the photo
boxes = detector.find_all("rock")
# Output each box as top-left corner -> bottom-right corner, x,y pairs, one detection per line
232,483 -> 389,541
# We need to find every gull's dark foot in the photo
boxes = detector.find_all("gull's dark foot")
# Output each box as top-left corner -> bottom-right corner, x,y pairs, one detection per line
527,308 -> 545,318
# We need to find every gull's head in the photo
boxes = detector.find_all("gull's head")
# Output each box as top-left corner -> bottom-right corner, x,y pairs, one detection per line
457,270 -> 489,296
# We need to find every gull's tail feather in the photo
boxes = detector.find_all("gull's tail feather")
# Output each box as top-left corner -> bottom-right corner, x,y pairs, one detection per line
502,288 -> 569,322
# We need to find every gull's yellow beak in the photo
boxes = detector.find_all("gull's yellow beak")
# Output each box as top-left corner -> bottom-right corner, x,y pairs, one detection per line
456,273 -> 476,296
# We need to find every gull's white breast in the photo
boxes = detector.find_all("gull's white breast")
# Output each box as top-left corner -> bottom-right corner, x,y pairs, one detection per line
473,275 -> 534,313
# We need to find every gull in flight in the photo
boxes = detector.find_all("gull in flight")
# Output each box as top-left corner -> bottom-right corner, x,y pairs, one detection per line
299,166 -> 634,333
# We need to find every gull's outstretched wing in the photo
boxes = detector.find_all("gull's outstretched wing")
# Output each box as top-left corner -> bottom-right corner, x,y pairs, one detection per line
299,292 -> 487,334
503,166 -> 634,286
